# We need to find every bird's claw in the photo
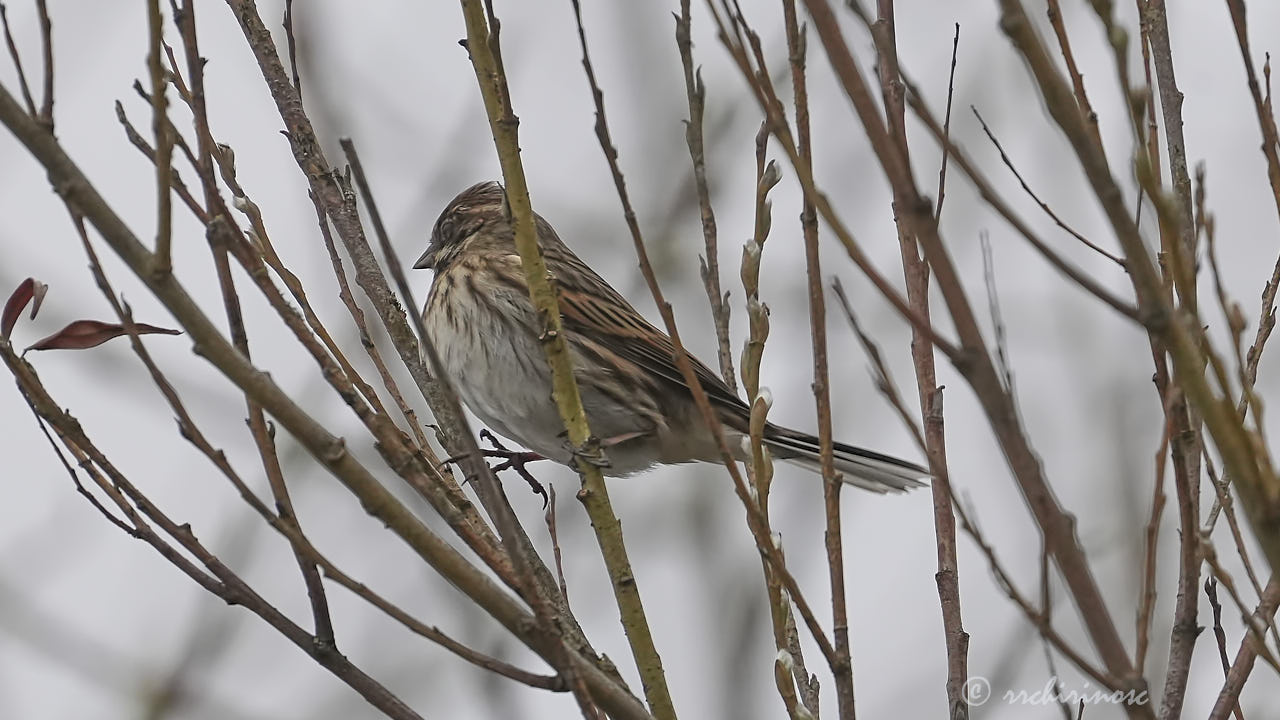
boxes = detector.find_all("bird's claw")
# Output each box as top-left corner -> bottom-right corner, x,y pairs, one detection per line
566,435 -> 611,472
479,430 -> 549,507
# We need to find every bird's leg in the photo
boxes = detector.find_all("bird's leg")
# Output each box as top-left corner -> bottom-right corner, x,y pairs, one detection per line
478,429 -> 549,506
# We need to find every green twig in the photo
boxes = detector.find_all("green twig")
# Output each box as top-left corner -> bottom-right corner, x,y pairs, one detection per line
458,3 -> 674,718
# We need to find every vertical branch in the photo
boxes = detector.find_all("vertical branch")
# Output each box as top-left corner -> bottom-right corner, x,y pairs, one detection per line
1045,0 -> 1102,150
0,2 -> 37,118
459,3 -> 676,719
868,4 -> 967,718
739,123 -> 809,718
675,0 -> 735,389
147,0 -> 173,275
1209,576 -> 1280,719
783,3 -> 854,718
34,0 -> 51,128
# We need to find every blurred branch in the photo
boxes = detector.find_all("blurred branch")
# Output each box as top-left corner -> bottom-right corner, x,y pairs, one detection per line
0,576 -> 264,720
0,339 -> 423,719
994,0 -> 1278,583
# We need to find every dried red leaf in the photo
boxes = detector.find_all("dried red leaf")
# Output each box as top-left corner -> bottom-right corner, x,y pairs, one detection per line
3,277 -> 47,339
30,280 -> 48,321
26,319 -> 182,352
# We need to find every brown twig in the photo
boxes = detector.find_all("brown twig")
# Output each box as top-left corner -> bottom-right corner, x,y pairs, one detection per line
1135,398 -> 1173,675
867,5 -> 968,717
0,2 -> 36,118
781,2 -> 839,715
1204,579 -> 1246,720
895,74 -> 1141,322
0,342 -> 423,720
737,122 -> 805,720
1045,0 -> 1102,150
146,0 -> 173,275
0,73 -> 650,720
793,0 -> 1150,708
1210,576 -> 1280,719
786,3 -> 853,712
675,0 -> 735,390
168,3 -> 335,648
114,100 -> 208,224
341,137 -> 604,719
282,0 -> 300,101
934,22 -> 959,222
970,106 -> 1126,269
832,280 -> 1117,691
580,0 -> 850,696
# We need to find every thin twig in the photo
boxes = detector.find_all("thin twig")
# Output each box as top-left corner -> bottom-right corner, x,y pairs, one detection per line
146,0 -> 173,275
0,72 -> 649,720
866,2 -> 969,718
1045,0 -> 1102,150
0,342 -> 423,720
340,137 -> 605,719
1135,397 -> 1173,675
781,3 -> 834,716
1210,576 -> 1280,719
934,22 -> 959,222
970,106 -> 1126,268
832,280 -> 1117,691
577,0 -> 848,701
0,2 -> 37,118
282,0 -> 301,101
1204,579 -> 1246,720
34,0 -> 51,128
675,0 -> 735,389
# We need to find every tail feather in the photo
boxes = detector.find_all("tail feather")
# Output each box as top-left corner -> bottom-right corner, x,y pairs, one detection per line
762,426 -> 929,494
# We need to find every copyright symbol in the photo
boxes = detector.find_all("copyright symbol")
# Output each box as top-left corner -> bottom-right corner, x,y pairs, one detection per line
964,676 -> 991,706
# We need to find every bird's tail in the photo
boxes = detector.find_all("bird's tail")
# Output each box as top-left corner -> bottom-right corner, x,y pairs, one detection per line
762,424 -> 929,493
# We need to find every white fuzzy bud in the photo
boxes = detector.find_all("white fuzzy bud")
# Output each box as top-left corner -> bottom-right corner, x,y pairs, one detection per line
762,159 -> 782,190
755,386 -> 774,411
776,648 -> 795,673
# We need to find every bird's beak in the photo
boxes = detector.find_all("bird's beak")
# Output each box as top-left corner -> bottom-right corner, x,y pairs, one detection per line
413,247 -> 435,270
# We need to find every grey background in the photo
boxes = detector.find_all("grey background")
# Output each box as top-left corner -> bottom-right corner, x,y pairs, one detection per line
1,1 -> 1278,718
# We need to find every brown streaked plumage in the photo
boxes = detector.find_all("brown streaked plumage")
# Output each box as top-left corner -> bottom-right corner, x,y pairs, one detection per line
416,181 -> 928,492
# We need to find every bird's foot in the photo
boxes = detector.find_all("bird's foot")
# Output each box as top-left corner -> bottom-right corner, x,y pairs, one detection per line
479,430 -> 549,506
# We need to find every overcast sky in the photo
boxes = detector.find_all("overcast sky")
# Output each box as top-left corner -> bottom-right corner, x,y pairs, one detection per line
2,2 -> 1280,719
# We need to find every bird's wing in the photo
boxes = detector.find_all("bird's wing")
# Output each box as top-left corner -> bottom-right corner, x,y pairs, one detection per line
550,255 -> 746,415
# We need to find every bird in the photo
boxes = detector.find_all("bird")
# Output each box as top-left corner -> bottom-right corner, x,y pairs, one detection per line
414,181 -> 928,493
